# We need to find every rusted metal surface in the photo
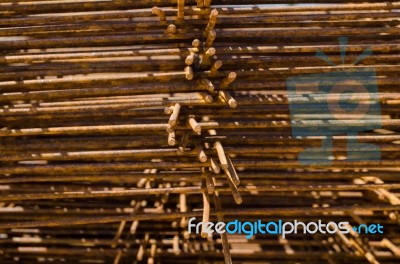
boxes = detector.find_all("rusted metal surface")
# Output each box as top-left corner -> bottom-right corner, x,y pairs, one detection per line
0,0 -> 399,263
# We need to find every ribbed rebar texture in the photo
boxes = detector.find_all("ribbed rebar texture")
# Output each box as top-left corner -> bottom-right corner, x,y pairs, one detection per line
0,1 -> 400,263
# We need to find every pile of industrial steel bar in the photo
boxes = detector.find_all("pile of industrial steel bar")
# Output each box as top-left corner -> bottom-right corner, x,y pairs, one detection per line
0,0 -> 399,263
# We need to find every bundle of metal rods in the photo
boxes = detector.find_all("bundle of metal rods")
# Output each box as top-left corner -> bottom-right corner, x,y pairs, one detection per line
0,0 -> 399,263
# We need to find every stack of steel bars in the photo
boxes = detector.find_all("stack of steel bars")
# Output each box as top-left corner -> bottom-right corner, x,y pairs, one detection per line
0,0 -> 400,263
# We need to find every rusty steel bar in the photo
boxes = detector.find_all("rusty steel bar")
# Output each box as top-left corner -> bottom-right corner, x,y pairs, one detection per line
0,1 -> 399,264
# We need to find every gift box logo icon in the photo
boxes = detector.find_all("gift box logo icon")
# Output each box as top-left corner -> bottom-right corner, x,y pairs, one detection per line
286,37 -> 381,165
